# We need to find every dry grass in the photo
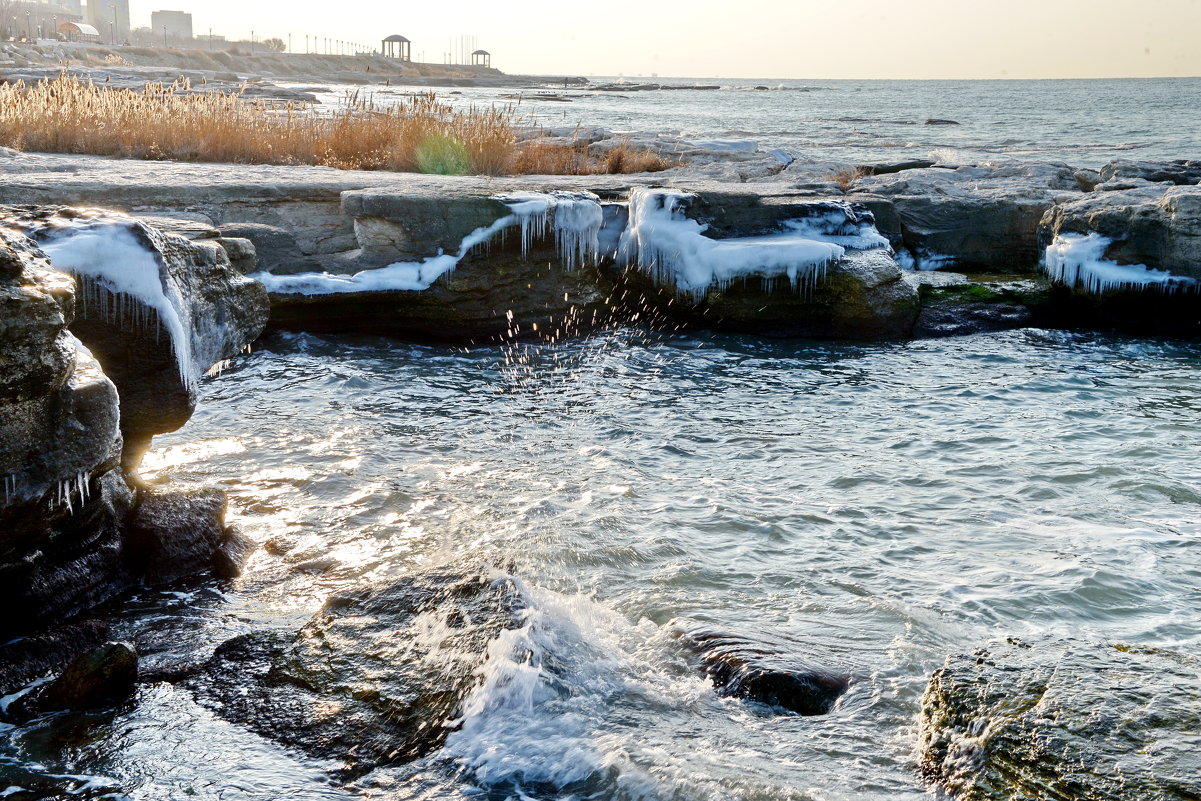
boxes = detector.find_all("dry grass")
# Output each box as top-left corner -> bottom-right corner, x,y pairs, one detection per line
0,73 -> 672,176
512,138 -> 676,175
828,165 -> 870,190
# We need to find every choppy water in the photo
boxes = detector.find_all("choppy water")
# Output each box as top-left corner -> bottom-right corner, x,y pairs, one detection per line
5,326 -> 1200,799
302,76 -> 1201,167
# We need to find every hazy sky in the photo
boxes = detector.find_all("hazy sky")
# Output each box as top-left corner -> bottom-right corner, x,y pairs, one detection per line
141,0 -> 1201,79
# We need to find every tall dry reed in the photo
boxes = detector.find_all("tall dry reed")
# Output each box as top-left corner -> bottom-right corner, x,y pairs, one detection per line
0,73 -> 672,176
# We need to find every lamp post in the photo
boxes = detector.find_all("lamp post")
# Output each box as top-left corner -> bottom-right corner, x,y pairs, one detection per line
250,30 -> 254,54
287,33 -> 291,54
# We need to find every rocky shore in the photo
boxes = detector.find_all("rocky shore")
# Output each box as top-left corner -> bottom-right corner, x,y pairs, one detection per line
1,143 -> 1199,799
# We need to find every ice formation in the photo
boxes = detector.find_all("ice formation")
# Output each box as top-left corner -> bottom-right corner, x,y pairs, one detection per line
53,471 -> 91,514
496,191 -> 605,270
1043,233 -> 1197,294
255,192 -> 607,295
41,223 -> 196,385
617,188 -> 851,299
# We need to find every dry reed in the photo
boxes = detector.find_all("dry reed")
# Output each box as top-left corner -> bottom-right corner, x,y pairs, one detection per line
0,73 -> 673,176
828,166 -> 870,190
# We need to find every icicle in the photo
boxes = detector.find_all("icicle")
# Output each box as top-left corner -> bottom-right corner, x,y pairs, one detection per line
1043,233 -> 1198,294
618,188 -> 847,301
41,223 -> 197,388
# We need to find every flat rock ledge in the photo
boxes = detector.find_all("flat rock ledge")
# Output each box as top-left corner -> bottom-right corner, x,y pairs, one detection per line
1,152 -> 1198,340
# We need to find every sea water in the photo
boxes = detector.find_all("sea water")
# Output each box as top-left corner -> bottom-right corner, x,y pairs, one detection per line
4,327 -> 1198,800
298,76 -> 1201,167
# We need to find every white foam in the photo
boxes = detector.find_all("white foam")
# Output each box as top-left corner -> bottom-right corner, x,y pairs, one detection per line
617,188 -> 847,300
42,225 -> 195,385
1043,232 -> 1197,294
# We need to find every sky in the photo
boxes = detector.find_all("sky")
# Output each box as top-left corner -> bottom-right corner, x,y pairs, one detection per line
134,0 -> 1201,79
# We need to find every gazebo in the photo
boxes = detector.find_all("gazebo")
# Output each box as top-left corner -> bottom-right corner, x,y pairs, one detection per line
471,49 -> 491,68
382,34 -> 410,61
58,21 -> 101,43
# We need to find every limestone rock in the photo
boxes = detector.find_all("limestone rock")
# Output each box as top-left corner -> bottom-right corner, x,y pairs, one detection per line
920,639 -> 1201,801
1039,185 -> 1201,280
185,568 -> 524,777
848,162 -> 1083,272
10,207 -> 271,470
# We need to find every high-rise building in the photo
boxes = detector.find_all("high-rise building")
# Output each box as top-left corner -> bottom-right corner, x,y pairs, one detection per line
85,0 -> 130,39
150,10 -> 193,43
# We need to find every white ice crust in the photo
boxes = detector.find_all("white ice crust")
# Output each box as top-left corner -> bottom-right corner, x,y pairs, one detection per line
41,223 -> 196,385
1043,232 -> 1196,294
253,191 -> 607,296
617,188 -> 852,299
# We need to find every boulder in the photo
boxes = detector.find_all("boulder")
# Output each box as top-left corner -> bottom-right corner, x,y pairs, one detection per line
673,623 -> 850,716
0,231 -> 132,632
124,486 -> 237,584
847,162 -> 1083,272
1039,185 -> 1201,281
184,568 -> 524,777
0,620 -> 110,698
38,642 -> 138,711
1098,159 -> 1201,187
920,639 -> 1201,801
10,207 -> 271,471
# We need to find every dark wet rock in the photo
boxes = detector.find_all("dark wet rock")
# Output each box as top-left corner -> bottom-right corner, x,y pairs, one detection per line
860,159 -> 937,176
0,765 -> 123,800
0,621 -> 110,698
1098,158 -> 1201,187
212,525 -> 256,579
925,119 -> 961,126
184,568 -> 524,777
125,486 -> 233,584
38,642 -> 138,712
0,230 -> 132,633
909,275 -> 1050,338
673,623 -> 850,716
920,639 -> 1201,801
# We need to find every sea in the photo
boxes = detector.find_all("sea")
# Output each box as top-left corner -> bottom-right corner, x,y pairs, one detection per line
307,75 -> 1201,168
2,78 -> 1200,800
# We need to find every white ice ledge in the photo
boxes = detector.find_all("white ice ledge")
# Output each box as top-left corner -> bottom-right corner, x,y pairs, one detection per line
253,191 -> 606,296
1043,233 -> 1197,294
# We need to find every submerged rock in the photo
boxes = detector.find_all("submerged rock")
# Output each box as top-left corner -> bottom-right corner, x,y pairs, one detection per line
183,568 -> 524,777
673,623 -> 851,716
0,620 -> 111,698
919,638 -> 1201,801
38,642 -> 139,712
125,486 -> 244,584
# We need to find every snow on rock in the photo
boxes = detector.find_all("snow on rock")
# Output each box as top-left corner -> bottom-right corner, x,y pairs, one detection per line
617,188 -> 850,299
256,191 -> 607,295
41,223 -> 195,386
1043,232 -> 1197,294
